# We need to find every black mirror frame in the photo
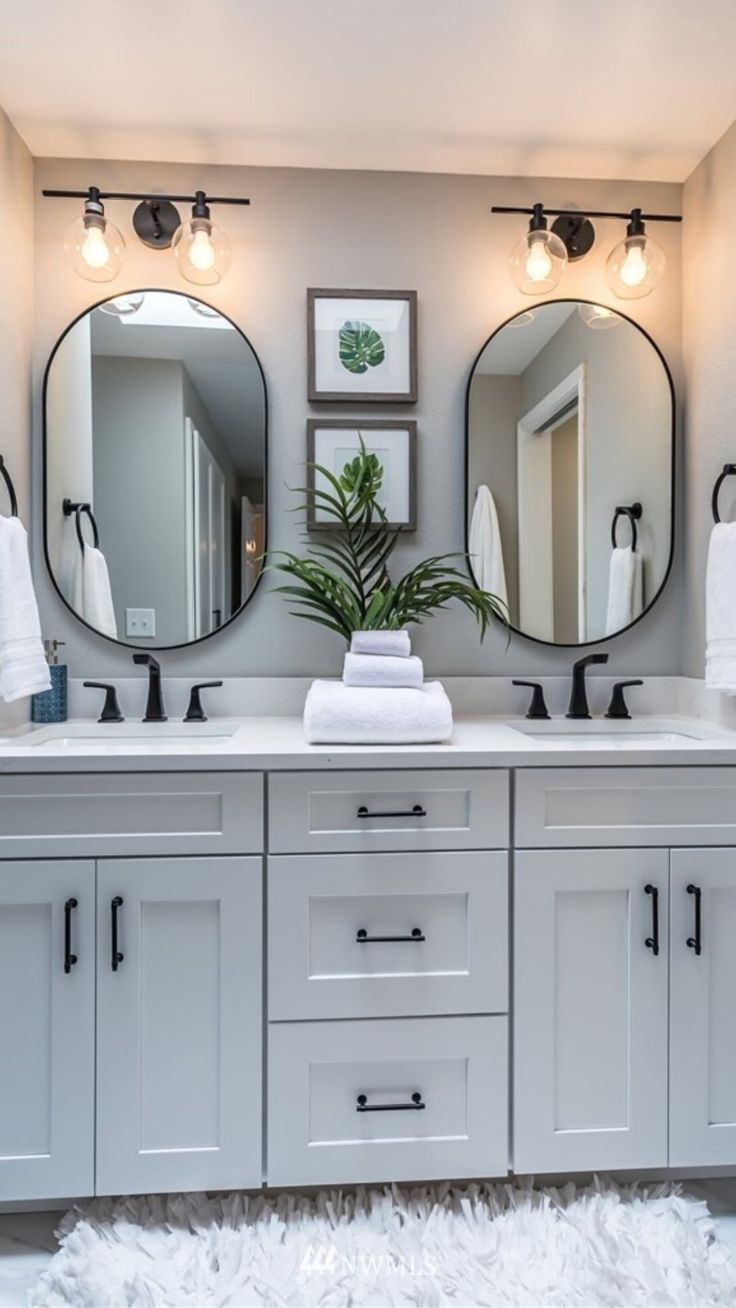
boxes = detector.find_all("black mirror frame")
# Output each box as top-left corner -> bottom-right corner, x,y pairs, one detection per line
464,297 -> 676,649
42,286 -> 268,652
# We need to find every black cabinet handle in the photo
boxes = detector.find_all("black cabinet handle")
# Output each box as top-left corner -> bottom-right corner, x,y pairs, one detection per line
64,897 -> 78,974
644,884 -> 660,956
356,927 -> 425,943
111,896 -> 124,971
357,804 -> 427,820
687,884 -> 702,955
356,1092 -> 425,1113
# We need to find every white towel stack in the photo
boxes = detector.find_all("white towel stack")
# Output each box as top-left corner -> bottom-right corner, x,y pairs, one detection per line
0,516 -> 51,703
706,522 -> 736,692
304,629 -> 453,743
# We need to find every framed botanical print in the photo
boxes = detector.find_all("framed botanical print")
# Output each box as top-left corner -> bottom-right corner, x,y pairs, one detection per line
307,419 -> 417,531
307,289 -> 417,402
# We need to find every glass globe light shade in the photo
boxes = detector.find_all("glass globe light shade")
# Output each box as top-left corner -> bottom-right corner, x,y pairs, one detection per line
605,231 -> 665,300
63,211 -> 125,283
98,292 -> 145,317
509,228 -> 567,296
172,216 -> 230,285
577,302 -> 621,329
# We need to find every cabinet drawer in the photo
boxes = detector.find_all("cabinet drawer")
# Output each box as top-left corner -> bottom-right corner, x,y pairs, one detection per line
0,773 -> 263,857
269,851 -> 507,1020
267,1016 -> 508,1186
516,767 -> 736,848
268,770 -> 508,853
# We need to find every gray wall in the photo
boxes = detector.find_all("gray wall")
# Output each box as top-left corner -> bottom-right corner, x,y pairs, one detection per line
33,157 -> 683,678
0,110 -> 33,729
682,117 -> 736,677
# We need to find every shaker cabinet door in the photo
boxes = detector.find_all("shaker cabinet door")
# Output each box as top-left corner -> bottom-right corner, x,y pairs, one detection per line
0,860 -> 95,1200
96,856 -> 262,1195
670,849 -> 736,1166
514,848 -> 668,1174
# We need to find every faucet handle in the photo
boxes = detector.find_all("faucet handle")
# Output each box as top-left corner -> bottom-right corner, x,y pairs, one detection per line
512,680 -> 550,720
604,679 -> 643,720
83,681 -> 124,723
184,681 -> 224,723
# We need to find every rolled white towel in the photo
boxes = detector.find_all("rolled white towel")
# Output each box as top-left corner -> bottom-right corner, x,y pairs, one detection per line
350,630 -> 411,658
343,652 -> 424,689
304,679 -> 453,744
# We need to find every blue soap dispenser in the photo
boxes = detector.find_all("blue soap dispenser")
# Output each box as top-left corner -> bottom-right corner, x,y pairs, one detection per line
31,640 -> 67,723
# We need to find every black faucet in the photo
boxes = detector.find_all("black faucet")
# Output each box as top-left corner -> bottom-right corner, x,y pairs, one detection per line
566,652 -> 609,719
132,653 -> 167,722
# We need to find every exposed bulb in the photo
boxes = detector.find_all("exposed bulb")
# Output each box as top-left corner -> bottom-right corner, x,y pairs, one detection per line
605,210 -> 665,300
524,235 -> 553,284
189,225 -> 216,271
619,240 -> 647,288
81,221 -> 110,270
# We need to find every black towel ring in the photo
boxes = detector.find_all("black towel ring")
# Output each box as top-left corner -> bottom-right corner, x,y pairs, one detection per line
0,456 -> 18,517
611,502 -> 642,552
63,498 -> 100,550
712,464 -> 736,523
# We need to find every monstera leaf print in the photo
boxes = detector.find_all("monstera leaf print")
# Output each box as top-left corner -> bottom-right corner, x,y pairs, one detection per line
339,320 -> 385,375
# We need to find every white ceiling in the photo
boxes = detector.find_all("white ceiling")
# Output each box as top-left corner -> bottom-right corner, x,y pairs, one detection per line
475,304 -> 577,375
2,0 -> 736,182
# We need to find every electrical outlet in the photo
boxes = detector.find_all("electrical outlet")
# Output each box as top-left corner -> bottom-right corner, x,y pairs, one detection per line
126,608 -> 156,638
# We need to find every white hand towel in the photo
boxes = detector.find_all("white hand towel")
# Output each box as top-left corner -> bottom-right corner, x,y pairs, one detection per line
343,652 -> 424,689
469,485 -> 508,606
304,679 -> 453,744
0,516 -> 51,703
706,522 -> 736,692
350,630 -> 411,658
605,546 -> 643,635
82,545 -> 117,640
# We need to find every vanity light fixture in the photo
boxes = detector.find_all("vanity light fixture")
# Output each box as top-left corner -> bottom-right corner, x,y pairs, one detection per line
507,203 -> 567,295
492,203 -> 681,299
44,187 -> 249,285
98,292 -> 146,317
605,208 -> 666,300
577,302 -> 620,329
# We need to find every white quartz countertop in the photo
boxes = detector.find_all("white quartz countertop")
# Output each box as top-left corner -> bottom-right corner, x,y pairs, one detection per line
1,714 -> 736,772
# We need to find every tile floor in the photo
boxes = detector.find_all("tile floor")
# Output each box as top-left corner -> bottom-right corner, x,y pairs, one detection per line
1,1180 -> 735,1306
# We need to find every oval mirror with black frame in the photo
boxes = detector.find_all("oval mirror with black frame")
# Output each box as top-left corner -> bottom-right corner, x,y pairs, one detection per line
44,288 -> 266,649
465,299 -> 674,647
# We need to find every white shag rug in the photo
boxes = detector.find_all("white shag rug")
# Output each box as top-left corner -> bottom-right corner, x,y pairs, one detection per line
32,1179 -> 736,1307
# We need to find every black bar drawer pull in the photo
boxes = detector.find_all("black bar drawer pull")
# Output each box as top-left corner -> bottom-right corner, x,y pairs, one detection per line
111,896 -> 124,971
687,884 -> 702,955
64,897 -> 78,974
356,1092 -> 425,1113
644,884 -> 660,956
357,804 -> 427,820
356,927 -> 425,943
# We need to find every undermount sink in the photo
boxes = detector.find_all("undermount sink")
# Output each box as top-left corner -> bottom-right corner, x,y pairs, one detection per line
19,721 -> 239,749
507,717 -> 732,746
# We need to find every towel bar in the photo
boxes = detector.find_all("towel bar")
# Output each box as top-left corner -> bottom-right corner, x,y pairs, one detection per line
611,502 -> 642,552
0,456 -> 19,517
63,498 -> 100,550
711,464 -> 736,523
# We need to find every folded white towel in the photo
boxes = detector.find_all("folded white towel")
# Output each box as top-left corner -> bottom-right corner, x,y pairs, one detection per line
350,630 -> 411,658
343,652 -> 424,689
0,516 -> 51,703
605,547 -> 644,636
706,522 -> 736,692
469,485 -> 508,606
304,679 -> 453,744
82,545 -> 117,639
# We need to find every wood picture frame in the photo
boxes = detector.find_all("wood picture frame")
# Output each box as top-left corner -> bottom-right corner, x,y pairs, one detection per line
307,288 -> 418,403
306,419 -> 417,531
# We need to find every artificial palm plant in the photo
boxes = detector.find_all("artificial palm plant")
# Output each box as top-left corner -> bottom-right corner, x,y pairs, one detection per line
270,444 -> 506,643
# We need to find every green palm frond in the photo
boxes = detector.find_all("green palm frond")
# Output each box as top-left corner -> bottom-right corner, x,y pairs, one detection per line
267,442 -> 507,645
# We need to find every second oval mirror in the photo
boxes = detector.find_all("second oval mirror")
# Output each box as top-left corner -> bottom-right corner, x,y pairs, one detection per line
44,289 -> 266,648
466,300 -> 674,646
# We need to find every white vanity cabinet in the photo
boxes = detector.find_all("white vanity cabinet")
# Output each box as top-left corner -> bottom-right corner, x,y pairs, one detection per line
514,848 -> 669,1174
670,849 -> 736,1167
96,857 -> 262,1195
0,860 -> 95,1200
